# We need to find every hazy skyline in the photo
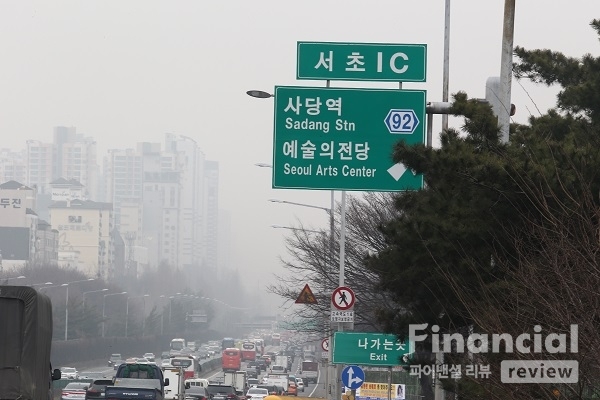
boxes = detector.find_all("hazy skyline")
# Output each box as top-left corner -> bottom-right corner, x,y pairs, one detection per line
0,1 -> 597,311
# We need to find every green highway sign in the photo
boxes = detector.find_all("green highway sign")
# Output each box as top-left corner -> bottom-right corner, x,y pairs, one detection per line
272,86 -> 425,191
332,332 -> 411,366
297,42 -> 427,82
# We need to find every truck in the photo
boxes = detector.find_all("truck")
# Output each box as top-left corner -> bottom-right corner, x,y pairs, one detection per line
105,362 -> 170,400
300,360 -> 318,384
265,374 -> 289,393
162,367 -> 184,400
0,286 -> 62,400
223,371 -> 247,394
274,356 -> 288,372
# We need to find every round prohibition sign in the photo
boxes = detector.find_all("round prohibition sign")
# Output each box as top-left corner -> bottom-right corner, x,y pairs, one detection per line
331,286 -> 355,310
321,338 -> 329,351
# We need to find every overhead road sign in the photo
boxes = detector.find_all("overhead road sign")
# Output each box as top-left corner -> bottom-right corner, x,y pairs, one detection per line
342,365 -> 365,390
297,42 -> 427,82
332,332 -> 411,366
272,86 -> 426,191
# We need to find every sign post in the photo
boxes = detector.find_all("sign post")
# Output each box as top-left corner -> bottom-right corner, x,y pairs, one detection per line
273,86 -> 426,191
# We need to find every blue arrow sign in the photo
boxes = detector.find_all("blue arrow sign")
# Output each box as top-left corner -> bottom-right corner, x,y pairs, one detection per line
384,109 -> 420,134
341,365 -> 365,390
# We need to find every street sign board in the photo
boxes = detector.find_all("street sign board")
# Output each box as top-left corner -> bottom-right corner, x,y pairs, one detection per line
331,310 -> 354,323
332,286 -> 355,310
321,338 -> 330,351
332,332 -> 411,366
342,365 -> 365,390
272,86 -> 425,191
295,283 -> 317,304
297,42 -> 427,82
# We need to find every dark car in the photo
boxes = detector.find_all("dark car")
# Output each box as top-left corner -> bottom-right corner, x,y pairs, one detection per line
85,379 -> 113,400
255,358 -> 267,372
205,384 -> 238,400
185,386 -> 209,400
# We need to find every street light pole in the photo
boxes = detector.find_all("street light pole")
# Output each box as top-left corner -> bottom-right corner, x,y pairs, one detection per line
103,291 -> 127,338
83,288 -> 108,309
126,294 -> 149,338
64,278 -> 95,341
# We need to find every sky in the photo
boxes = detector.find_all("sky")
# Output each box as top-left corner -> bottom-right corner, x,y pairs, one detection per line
0,1 -> 597,314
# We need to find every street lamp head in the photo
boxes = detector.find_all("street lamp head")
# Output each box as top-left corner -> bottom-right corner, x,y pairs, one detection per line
254,163 -> 273,168
268,199 -> 284,203
246,90 -> 273,99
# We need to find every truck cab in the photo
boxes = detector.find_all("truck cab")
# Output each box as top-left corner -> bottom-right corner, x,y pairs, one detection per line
105,363 -> 169,400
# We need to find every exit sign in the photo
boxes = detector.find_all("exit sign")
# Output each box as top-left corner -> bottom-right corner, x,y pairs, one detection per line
332,332 -> 411,366
297,41 -> 427,82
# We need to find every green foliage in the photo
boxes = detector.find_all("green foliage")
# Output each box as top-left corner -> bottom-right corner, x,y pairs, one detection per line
369,18 -> 600,399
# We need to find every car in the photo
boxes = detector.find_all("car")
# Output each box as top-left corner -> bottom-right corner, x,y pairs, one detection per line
245,387 -> 269,400
247,378 -> 259,388
205,384 -> 238,400
185,386 -> 209,400
274,386 -> 286,396
137,357 -> 150,364
255,385 -> 278,396
78,371 -> 107,380
287,382 -> 298,396
260,355 -> 271,366
60,367 -> 79,380
161,351 -> 171,360
161,358 -> 172,367
143,352 -> 156,362
61,382 -> 89,400
195,348 -> 210,359
108,353 -> 122,367
85,379 -> 113,400
255,358 -> 267,372
295,378 -> 305,392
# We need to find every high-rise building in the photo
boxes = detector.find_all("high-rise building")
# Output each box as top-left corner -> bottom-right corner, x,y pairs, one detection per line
26,140 -> 54,193
165,134 -> 205,270
49,199 -> 113,279
0,149 -> 27,185
204,161 -> 219,275
104,148 -> 143,229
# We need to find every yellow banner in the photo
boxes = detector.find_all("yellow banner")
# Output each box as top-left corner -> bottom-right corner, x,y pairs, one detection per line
356,382 -> 405,400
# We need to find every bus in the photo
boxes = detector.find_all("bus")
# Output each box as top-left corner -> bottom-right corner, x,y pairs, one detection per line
271,333 -> 281,346
222,337 -> 236,350
222,347 -> 242,372
170,338 -> 186,355
241,341 -> 257,361
170,355 -> 196,380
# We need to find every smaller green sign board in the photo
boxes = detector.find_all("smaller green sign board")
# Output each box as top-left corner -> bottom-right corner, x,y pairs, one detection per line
332,332 -> 411,366
297,42 -> 427,82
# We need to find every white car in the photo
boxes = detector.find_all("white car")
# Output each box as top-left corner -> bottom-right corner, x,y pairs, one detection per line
295,378 -> 305,392
60,367 -> 79,379
246,387 -> 269,400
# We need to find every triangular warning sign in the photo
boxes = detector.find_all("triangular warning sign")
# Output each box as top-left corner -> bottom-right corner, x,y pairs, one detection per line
295,284 -> 317,304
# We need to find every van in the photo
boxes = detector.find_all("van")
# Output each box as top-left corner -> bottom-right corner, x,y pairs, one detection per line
186,378 -> 210,388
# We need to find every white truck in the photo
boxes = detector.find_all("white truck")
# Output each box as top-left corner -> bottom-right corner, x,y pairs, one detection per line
223,370 -> 247,394
266,374 -> 289,393
162,367 -> 184,400
274,356 -> 288,371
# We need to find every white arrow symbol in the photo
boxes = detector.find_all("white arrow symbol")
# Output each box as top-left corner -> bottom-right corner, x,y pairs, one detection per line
346,367 -> 363,387
387,163 -> 416,181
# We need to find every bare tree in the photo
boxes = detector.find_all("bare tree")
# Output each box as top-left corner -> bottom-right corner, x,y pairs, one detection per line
267,192 -> 402,336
